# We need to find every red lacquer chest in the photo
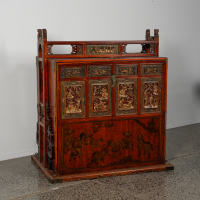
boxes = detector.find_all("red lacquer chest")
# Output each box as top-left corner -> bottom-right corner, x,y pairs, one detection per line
32,29 -> 174,182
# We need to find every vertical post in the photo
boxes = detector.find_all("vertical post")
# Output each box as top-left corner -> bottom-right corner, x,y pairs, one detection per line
154,29 -> 159,57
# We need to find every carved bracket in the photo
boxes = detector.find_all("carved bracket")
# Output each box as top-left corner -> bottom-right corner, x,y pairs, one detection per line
71,45 -> 83,55
122,44 -> 127,54
47,45 -> 53,55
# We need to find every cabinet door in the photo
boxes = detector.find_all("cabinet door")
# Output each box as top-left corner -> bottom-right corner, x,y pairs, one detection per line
116,78 -> 138,115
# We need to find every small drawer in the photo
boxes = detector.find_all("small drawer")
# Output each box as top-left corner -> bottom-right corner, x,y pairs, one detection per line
61,66 -> 85,78
141,64 -> 163,75
88,65 -> 112,77
115,64 -> 138,76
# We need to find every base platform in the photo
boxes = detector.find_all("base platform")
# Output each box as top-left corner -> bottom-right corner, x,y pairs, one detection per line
31,155 -> 174,183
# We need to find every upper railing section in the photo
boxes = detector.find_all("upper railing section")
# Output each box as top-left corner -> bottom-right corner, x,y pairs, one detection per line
37,29 -> 159,59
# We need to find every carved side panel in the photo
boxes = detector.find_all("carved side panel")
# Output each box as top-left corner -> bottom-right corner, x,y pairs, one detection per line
61,81 -> 85,119
88,66 -> 112,77
141,64 -> 163,75
141,78 -> 162,113
61,117 -> 160,172
86,45 -> 119,55
116,78 -> 137,115
89,79 -> 112,117
116,65 -> 138,76
61,66 -> 85,78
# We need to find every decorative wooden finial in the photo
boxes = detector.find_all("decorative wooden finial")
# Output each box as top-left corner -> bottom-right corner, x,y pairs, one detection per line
154,29 -> 159,38
146,29 -> 150,40
42,29 -> 47,39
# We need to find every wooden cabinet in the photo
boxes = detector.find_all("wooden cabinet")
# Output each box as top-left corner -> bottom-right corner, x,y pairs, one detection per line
32,29 -> 173,182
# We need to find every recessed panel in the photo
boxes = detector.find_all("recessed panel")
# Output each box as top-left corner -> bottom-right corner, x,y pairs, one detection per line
89,79 -> 112,117
61,81 -> 85,119
141,64 -> 163,75
116,78 -> 137,115
61,66 -> 85,78
86,45 -> 119,55
141,78 -> 162,113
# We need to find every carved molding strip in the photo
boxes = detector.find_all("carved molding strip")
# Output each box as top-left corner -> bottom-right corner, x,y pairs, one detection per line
141,64 -> 163,75
116,65 -> 138,76
116,78 -> 137,115
61,81 -> 85,119
86,45 -> 119,55
61,66 -> 85,78
88,66 -> 112,77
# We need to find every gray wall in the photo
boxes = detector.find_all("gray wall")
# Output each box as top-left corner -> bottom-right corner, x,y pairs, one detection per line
1,0 -> 200,161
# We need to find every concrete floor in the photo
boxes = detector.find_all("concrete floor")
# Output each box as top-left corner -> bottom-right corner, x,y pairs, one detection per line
1,123 -> 200,200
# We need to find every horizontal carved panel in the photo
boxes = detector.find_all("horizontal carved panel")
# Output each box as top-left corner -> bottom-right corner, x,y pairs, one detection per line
86,45 -> 119,55
89,79 -> 112,117
116,65 -> 138,76
88,66 -> 112,77
61,81 -> 85,119
116,78 -> 137,115
61,66 -> 85,78
141,78 -> 162,113
141,64 -> 163,75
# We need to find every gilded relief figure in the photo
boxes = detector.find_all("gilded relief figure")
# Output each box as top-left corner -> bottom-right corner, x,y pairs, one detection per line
65,85 -> 82,113
143,82 -> 159,108
118,83 -> 134,110
92,85 -> 109,112
90,46 -> 115,54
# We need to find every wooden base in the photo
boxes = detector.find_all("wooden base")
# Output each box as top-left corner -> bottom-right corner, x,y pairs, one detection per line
31,155 -> 174,183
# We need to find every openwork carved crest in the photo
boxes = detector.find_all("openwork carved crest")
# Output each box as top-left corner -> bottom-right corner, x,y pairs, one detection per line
122,44 -> 127,54
47,45 -> 53,55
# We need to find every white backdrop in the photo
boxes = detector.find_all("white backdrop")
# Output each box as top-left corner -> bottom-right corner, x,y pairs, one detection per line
1,0 -> 200,161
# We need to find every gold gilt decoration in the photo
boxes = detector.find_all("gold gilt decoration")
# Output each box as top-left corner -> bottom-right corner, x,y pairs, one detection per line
89,80 -> 112,117
116,78 -> 137,115
141,64 -> 163,75
88,66 -> 111,77
61,66 -> 85,78
61,81 -> 85,119
86,45 -> 119,55
116,65 -> 138,76
141,78 -> 162,113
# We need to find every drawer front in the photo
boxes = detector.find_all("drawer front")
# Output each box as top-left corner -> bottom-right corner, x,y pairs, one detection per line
141,64 -> 163,75
88,65 -> 112,77
116,64 -> 138,76
61,66 -> 85,78
141,77 -> 162,113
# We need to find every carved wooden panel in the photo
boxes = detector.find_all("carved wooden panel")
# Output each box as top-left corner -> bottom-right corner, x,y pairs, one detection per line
61,66 -> 85,78
89,79 -> 112,117
88,66 -> 112,77
116,65 -> 138,76
116,78 -> 137,115
86,45 -> 119,55
61,81 -> 85,119
141,64 -> 163,75
141,78 -> 162,113
61,117 -> 160,172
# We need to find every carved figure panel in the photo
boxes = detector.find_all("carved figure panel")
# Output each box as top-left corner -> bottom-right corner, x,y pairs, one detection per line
88,66 -> 111,77
116,65 -> 138,76
61,117 -> 160,172
86,45 -> 119,55
61,81 -> 85,119
116,78 -> 137,115
141,64 -> 163,75
141,78 -> 162,113
61,66 -> 85,78
89,80 -> 111,117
